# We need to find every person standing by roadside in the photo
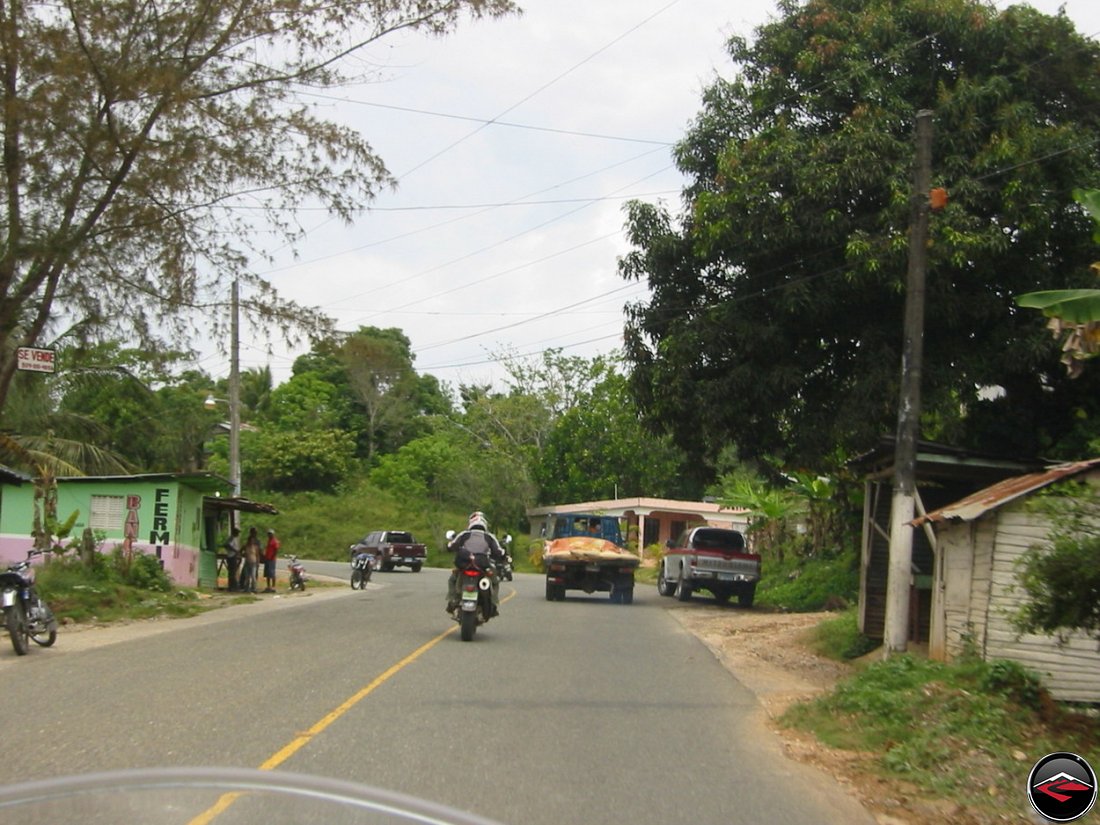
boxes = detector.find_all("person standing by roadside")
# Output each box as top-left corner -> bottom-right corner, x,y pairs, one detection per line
224,527 -> 241,591
263,529 -> 280,593
241,526 -> 261,593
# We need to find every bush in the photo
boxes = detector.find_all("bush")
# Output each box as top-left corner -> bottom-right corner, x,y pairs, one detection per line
979,659 -> 1047,711
757,546 -> 859,611
807,607 -> 879,661
35,550 -> 198,624
116,549 -> 172,592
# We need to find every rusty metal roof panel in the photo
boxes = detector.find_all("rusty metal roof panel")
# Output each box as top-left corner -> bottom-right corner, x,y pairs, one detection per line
914,458 -> 1100,525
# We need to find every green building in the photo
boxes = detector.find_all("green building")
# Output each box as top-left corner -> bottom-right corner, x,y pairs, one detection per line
0,472 -> 275,588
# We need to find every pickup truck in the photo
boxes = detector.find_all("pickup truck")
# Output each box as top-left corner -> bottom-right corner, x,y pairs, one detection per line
657,526 -> 760,607
348,530 -> 426,572
539,513 -> 639,604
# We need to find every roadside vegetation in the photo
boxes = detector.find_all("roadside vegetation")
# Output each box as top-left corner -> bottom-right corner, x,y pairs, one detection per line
34,550 -> 235,624
784,631 -> 1100,823
769,576 -> 1100,824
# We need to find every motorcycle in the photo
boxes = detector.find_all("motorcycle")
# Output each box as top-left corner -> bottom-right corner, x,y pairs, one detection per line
350,552 -> 375,590
1,550 -> 58,656
454,558 -> 495,642
499,536 -> 514,582
445,529 -> 497,642
287,556 -> 308,591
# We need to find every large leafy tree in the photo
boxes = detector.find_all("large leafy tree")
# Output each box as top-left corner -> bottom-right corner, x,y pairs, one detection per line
535,367 -> 692,502
0,0 -> 517,417
342,327 -> 441,461
620,0 -> 1100,479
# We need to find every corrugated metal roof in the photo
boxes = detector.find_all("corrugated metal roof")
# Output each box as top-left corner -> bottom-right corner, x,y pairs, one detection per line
914,458 -> 1100,525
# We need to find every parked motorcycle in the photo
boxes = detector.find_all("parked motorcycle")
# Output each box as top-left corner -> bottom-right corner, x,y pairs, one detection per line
1,550 -> 58,656
350,552 -> 375,590
287,556 -> 308,591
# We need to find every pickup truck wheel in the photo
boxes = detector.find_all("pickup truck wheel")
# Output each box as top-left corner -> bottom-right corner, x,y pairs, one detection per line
609,588 -> 622,604
545,580 -> 556,601
410,563 -> 422,573
674,573 -> 693,602
620,588 -> 634,605
656,570 -> 674,597
738,585 -> 756,608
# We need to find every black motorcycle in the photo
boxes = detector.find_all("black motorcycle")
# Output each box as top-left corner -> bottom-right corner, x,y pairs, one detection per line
454,556 -> 495,642
350,552 -> 375,590
1,550 -> 58,656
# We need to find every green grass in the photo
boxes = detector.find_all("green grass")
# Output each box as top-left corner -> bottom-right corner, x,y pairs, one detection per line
781,651 -> 1100,819
243,481 -> 477,565
805,607 -> 879,660
35,552 -> 255,623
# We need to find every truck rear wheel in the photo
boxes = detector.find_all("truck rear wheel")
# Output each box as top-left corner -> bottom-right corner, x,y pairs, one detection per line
738,584 -> 756,608
675,572 -> 693,602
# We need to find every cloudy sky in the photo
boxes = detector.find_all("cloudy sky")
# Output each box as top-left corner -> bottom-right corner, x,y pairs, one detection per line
202,0 -> 1100,393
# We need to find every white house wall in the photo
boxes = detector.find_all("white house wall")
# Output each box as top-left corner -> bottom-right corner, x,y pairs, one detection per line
985,510 -> 1100,704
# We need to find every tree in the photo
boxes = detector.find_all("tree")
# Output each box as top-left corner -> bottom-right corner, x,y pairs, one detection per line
1014,483 -> 1100,641
342,327 -> 440,461
535,367 -> 691,502
0,0 -> 517,417
1016,188 -> 1100,377
620,0 -> 1100,479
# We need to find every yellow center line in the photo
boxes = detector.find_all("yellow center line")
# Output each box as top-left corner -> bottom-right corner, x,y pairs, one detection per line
188,587 -> 515,824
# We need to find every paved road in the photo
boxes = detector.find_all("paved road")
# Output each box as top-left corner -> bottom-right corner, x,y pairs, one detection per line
0,566 -> 875,825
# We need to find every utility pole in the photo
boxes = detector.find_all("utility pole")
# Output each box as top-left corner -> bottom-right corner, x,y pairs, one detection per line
883,109 -> 933,656
229,277 -> 241,527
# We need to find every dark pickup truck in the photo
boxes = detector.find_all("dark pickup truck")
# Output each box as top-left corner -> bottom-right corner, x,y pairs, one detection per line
348,530 -> 426,572
657,526 -> 760,607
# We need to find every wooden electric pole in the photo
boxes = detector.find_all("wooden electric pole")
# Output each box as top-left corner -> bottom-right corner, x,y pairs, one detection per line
883,109 -> 933,656
229,277 -> 241,528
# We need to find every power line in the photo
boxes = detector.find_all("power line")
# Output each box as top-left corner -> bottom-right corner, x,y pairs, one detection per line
298,92 -> 675,146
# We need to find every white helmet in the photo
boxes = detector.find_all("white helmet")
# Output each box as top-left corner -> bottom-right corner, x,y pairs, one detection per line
468,511 -> 489,531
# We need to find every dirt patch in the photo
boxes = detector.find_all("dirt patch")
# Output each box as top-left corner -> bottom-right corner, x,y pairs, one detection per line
669,604 -> 1027,825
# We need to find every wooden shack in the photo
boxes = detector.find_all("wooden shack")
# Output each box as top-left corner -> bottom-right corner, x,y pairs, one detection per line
914,458 -> 1100,703
850,439 -> 1040,644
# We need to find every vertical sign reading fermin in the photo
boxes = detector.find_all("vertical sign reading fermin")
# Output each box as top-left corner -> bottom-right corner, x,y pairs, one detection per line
150,488 -> 171,545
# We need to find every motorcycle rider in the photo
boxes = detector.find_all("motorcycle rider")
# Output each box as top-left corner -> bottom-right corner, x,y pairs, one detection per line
446,511 -> 505,617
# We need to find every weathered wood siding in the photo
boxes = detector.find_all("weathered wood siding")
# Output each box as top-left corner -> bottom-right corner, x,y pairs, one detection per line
983,509 -> 1100,703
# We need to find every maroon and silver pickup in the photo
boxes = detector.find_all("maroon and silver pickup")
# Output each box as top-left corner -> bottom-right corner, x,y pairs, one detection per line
657,526 -> 760,607
348,530 -> 426,573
